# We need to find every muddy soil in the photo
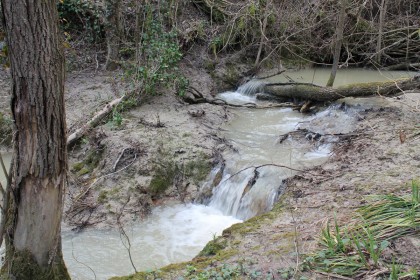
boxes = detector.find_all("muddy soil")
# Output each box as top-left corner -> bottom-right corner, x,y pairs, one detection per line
62,68 -> 232,229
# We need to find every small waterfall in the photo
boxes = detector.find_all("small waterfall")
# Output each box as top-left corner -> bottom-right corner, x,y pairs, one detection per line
237,80 -> 265,95
208,166 -> 287,220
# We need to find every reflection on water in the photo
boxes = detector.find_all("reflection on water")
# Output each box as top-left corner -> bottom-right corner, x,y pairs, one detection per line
266,68 -> 417,87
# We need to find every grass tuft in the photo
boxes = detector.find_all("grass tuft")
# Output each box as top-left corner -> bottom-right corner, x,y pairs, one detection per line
306,180 -> 420,279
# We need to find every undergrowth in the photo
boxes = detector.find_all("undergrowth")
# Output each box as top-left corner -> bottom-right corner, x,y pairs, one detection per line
305,180 -> 420,279
123,3 -> 188,98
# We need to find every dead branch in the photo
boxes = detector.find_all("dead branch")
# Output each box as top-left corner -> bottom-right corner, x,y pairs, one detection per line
113,148 -> 130,172
117,197 -> 138,273
67,94 -> 127,146
221,163 -> 317,186
67,86 -> 143,147
74,152 -> 137,203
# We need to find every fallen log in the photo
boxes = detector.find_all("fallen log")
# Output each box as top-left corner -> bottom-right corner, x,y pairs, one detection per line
67,94 -> 128,146
264,75 -> 420,102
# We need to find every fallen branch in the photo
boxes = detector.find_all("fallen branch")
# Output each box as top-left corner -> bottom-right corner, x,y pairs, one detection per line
67,94 -> 127,146
67,86 -> 143,147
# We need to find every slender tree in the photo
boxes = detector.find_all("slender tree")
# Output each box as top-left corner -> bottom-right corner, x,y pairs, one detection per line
105,0 -> 123,70
326,0 -> 347,87
1,0 -> 70,279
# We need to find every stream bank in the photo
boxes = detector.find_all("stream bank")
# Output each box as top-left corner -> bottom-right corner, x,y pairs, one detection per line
110,74 -> 420,279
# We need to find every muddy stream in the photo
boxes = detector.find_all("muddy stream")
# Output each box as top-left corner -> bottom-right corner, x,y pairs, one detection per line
0,69 -> 415,279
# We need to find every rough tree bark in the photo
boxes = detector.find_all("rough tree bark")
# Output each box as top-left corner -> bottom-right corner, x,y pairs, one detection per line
105,0 -> 123,70
264,76 -> 420,102
1,0 -> 70,279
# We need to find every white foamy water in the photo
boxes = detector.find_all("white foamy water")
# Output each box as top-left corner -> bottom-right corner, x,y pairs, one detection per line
63,204 -> 241,280
208,104 -> 332,220
218,91 -> 256,105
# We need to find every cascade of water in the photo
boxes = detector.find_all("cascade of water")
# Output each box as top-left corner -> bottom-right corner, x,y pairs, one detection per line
237,80 -> 265,95
208,165 -> 289,220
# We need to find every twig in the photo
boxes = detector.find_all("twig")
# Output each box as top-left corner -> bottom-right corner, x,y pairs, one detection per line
254,69 -> 286,80
221,163 -> 314,185
113,148 -> 129,172
71,239 -> 97,280
117,198 -> 137,273
74,153 -> 137,202
290,208 -> 300,278
0,152 -> 9,196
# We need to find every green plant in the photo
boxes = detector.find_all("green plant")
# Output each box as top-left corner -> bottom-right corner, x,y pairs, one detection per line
149,163 -> 178,197
57,0 -> 104,42
389,259 -> 402,280
124,10 -> 188,96
111,108 -> 123,127
306,181 -> 420,279
198,235 -> 226,257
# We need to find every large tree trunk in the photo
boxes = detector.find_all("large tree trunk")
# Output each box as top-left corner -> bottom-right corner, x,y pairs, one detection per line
264,76 -> 420,102
1,0 -> 70,279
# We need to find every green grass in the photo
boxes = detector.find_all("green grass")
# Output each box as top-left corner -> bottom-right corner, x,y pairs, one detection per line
305,180 -> 420,279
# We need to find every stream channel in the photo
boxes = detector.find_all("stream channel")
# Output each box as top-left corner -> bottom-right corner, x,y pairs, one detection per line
0,68 -> 415,279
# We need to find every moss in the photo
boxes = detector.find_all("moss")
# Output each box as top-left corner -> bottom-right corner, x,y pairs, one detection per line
204,60 -> 216,73
198,238 -> 226,257
77,167 -> 90,176
1,249 -> 70,280
149,153 -> 211,197
223,63 -> 241,86
70,148 -> 104,176
71,162 -> 84,172
185,155 -> 211,184
84,149 -> 104,171
149,165 -> 176,197
97,190 -> 108,204
110,247 -> 239,280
